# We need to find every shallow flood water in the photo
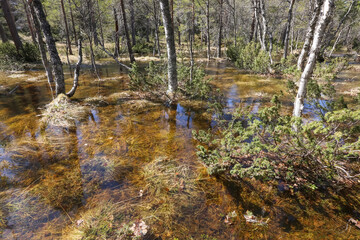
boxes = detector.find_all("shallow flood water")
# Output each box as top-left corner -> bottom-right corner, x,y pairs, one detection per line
0,60 -> 359,239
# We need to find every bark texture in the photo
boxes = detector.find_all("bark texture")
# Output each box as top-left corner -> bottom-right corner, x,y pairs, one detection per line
60,0 -> 73,55
67,39 -> 83,97
297,0 -> 322,70
120,0 -> 135,63
32,0 -> 65,95
159,0 -> 177,96
1,0 -> 22,51
283,0 -> 296,59
293,0 -> 334,118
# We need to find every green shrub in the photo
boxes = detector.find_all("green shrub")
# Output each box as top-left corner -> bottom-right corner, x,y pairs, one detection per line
226,41 -> 270,74
129,61 -> 215,100
84,45 -> 108,60
194,96 -> 360,190
0,42 -> 39,63
132,40 -> 153,54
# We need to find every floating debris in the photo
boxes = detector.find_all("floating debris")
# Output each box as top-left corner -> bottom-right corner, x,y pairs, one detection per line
130,219 -> 148,237
243,210 -> 269,225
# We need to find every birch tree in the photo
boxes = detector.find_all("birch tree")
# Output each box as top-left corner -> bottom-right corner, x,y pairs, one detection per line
293,0 -> 335,118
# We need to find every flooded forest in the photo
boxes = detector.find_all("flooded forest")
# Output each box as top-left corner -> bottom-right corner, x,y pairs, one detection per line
0,0 -> 360,239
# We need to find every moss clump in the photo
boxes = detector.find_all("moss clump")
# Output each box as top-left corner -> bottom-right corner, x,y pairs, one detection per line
41,94 -> 89,129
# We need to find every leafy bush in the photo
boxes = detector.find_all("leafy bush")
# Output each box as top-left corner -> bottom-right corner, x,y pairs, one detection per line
0,42 -> 40,68
194,96 -> 360,190
129,61 -> 214,100
132,40 -> 153,54
226,41 -> 270,74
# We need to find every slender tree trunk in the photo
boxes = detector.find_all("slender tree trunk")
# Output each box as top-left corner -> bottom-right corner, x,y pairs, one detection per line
1,0 -> 22,51
217,0 -> 223,58
297,0 -> 322,70
232,0 -> 237,46
0,22 -> 8,42
129,0 -> 136,46
22,0 -> 36,44
329,27 -> 344,57
67,0 -> 77,44
189,0 -> 195,83
120,0 -> 135,63
293,0 -> 334,118
206,0 -> 210,59
177,18 -> 181,46
32,0 -> 65,95
153,0 -> 161,56
258,0 -> 268,51
321,0 -> 355,55
60,0 -> 73,55
283,0 -> 296,59
96,0 -> 104,44
114,7 -> 120,57
249,0 -> 256,42
159,0 -> 177,97
67,39 -> 82,97
29,2 -> 53,87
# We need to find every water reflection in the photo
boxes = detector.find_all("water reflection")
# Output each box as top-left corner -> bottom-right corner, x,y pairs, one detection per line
0,61 -> 359,239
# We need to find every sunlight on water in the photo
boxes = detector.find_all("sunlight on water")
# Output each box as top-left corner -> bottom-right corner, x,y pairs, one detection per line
0,61 -> 359,239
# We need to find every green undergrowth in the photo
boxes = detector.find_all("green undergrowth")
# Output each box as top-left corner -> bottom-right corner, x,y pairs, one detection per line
129,60 -> 218,101
226,41 -> 270,74
0,42 -> 40,71
194,94 -> 360,190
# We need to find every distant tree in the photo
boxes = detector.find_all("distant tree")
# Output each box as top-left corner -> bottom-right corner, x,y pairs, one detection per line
1,0 -> 22,51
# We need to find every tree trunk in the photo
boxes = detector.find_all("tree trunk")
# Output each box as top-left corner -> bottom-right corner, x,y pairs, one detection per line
1,0 -> 22,51
293,0 -> 334,118
67,0 -> 77,44
258,0 -> 268,51
189,0 -> 195,83
217,0 -> 223,58
96,0 -> 104,44
153,0 -> 161,56
129,0 -> 136,46
283,0 -> 296,59
159,0 -> 177,97
297,0 -> 322,70
249,0 -> 256,42
67,39 -> 83,97
29,2 -> 53,88
0,22 -> 8,42
60,0 -> 73,55
120,0 -> 135,63
32,0 -> 65,95
113,7 -> 120,57
206,0 -> 210,59
22,0 -> 36,44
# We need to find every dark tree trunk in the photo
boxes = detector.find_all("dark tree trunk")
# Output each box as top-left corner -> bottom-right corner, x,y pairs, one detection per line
60,0 -> 73,55
153,0 -> 161,56
96,0 -> 104,44
1,0 -> 22,51
283,0 -> 296,59
206,0 -> 210,59
129,0 -> 136,46
249,0 -> 256,42
29,2 -> 53,88
159,0 -> 177,97
217,0 -> 223,58
189,0 -> 195,82
67,0 -> 77,44
0,22 -> 7,42
32,0 -> 65,95
120,0 -> 135,63
22,0 -> 36,44
113,7 -> 120,57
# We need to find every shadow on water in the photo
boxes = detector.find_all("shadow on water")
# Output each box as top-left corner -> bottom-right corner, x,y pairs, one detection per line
0,61 -> 359,239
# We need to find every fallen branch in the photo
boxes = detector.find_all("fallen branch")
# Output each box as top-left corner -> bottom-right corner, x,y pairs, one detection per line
98,41 -> 131,70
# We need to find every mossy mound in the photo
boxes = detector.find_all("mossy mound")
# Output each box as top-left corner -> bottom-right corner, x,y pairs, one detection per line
41,94 -> 89,129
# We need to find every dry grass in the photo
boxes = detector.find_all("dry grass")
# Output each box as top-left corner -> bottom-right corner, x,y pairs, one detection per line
41,94 -> 89,129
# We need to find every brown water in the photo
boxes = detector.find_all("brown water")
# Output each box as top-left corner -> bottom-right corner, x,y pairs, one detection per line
0,61 -> 359,239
